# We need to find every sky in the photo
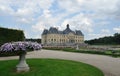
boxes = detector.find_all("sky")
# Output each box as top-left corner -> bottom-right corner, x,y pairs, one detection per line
0,0 -> 120,40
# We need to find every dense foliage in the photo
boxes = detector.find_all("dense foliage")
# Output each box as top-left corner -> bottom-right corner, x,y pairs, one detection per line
25,38 -> 41,43
0,27 -> 25,46
85,33 -> 120,45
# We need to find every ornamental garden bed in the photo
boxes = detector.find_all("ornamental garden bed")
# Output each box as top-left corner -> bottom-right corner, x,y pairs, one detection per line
43,47 -> 120,57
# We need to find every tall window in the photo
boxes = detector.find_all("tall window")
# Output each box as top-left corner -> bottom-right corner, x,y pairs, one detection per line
54,39 -> 56,42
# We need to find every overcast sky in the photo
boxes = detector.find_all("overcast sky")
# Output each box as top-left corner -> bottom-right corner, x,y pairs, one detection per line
0,0 -> 120,40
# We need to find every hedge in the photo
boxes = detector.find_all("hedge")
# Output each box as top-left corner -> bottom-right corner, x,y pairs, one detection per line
0,27 -> 25,46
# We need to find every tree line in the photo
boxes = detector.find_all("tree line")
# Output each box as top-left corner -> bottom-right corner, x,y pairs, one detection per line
25,38 -> 41,43
85,33 -> 120,45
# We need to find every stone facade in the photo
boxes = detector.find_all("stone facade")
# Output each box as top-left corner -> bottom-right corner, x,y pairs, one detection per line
41,24 -> 84,46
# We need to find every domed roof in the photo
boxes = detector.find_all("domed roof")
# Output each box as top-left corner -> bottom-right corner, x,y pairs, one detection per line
63,24 -> 75,34
42,24 -> 84,36
49,27 -> 59,34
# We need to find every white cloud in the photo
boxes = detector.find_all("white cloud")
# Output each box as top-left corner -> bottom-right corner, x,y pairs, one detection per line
0,4 -> 14,16
60,13 -> 94,33
82,0 -> 118,13
101,29 -> 110,33
43,10 -> 52,18
113,26 -> 120,33
0,0 -> 54,24
87,33 -> 112,40
58,0 -> 79,13
32,17 -> 59,32
15,8 -> 33,17
17,18 -> 32,24
32,22 -> 47,32
37,0 -> 54,10
0,0 -> 120,39
77,0 -> 84,3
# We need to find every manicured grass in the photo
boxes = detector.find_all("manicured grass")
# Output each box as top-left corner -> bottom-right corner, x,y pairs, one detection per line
0,59 -> 104,76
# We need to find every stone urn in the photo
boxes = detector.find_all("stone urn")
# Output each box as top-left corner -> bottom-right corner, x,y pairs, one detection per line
0,41 -> 42,73
16,51 -> 29,72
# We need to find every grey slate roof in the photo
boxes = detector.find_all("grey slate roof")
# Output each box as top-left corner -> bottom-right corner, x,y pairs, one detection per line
42,24 -> 84,36
49,27 -> 58,34
75,30 -> 84,36
63,24 -> 75,34
42,29 -> 48,35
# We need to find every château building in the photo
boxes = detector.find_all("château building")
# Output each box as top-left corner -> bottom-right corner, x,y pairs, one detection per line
41,24 -> 84,46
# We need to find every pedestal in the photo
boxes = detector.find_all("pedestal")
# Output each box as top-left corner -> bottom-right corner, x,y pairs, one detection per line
16,52 -> 29,72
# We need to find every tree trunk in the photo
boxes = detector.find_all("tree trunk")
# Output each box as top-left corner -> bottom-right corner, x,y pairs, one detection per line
16,51 -> 29,72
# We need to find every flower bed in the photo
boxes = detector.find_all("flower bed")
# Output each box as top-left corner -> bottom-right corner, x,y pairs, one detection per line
0,41 -> 41,52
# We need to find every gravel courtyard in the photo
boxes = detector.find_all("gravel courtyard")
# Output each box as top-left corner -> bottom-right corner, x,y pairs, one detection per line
0,49 -> 120,76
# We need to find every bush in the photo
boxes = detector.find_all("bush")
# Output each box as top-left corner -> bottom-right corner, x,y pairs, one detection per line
0,27 -> 25,46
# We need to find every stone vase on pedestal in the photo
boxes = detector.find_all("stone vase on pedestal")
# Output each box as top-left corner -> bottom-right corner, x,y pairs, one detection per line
16,51 -> 29,72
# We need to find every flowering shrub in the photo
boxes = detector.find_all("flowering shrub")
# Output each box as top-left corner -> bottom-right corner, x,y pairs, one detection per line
0,41 -> 42,52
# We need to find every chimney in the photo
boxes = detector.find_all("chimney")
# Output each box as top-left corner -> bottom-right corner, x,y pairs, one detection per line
67,24 -> 69,28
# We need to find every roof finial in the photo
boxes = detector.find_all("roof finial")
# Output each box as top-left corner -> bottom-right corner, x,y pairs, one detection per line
67,24 -> 69,28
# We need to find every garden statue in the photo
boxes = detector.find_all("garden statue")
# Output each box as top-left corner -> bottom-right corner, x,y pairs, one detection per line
76,44 -> 79,50
0,41 -> 42,72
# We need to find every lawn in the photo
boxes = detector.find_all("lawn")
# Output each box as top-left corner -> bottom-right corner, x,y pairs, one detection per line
0,59 -> 104,76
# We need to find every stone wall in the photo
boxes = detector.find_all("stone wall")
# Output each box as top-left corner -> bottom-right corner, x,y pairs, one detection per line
42,33 -> 84,45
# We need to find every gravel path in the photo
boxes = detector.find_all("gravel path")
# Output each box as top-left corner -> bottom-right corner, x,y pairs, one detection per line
0,49 -> 120,76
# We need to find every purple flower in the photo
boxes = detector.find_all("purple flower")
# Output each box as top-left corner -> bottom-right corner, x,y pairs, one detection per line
0,41 -> 42,52
0,43 -> 14,52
